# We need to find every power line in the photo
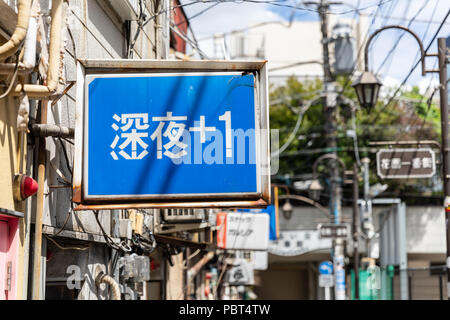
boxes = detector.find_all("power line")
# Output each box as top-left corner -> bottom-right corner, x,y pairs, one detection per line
269,60 -> 322,72
146,0 -> 395,31
402,0 -> 440,75
365,1 -> 439,143
128,0 -> 148,58
170,22 -> 209,58
175,2 -> 221,27
374,1 -> 430,76
271,96 -> 322,157
337,0 -> 393,97
353,9 -> 449,189
378,13 -> 450,25
261,0 -> 395,15
371,8 -> 450,123
391,65 -> 445,149
390,59 -> 439,143
335,0 -> 392,165
268,0 -> 386,165
197,12 -> 310,42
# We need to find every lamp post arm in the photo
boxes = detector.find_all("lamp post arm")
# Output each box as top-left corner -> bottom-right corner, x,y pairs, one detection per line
270,95 -> 323,158
364,25 -> 426,76
312,153 -> 347,178
278,194 -> 332,219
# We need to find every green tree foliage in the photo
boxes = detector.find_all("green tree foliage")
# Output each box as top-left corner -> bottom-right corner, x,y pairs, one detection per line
270,75 -> 441,202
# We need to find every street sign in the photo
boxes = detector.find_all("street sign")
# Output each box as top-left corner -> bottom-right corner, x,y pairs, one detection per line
268,230 -> 331,256
252,251 -> 268,270
376,148 -> 436,179
319,261 -> 333,275
318,261 -> 334,294
236,250 -> 268,270
237,204 -> 279,240
216,212 -> 269,250
319,274 -> 334,287
318,223 -> 350,239
225,258 -> 255,286
73,60 -> 270,209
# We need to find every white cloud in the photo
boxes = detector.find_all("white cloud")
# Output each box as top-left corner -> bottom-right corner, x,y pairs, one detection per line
417,76 -> 440,95
382,75 -> 402,88
379,75 -> 403,100
187,2 -> 279,36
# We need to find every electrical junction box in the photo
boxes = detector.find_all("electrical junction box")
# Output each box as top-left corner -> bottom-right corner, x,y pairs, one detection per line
119,254 -> 150,282
162,208 -> 206,222
225,258 -> 255,286
118,219 -> 132,240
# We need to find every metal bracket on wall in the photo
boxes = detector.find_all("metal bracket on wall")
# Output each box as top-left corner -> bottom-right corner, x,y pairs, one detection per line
50,81 -> 76,107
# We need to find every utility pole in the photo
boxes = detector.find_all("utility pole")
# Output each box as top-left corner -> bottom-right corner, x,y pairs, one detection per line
310,0 -> 346,300
361,157 -> 373,256
437,37 -> 450,300
352,163 -> 360,299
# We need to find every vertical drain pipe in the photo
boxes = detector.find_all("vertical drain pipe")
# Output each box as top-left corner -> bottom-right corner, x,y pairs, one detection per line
13,0 -> 64,98
30,0 -> 65,300
31,99 -> 47,300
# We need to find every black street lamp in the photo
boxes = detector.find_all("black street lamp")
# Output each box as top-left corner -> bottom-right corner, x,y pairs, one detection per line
352,71 -> 382,109
282,199 -> 293,219
308,179 -> 324,201
352,25 -> 429,109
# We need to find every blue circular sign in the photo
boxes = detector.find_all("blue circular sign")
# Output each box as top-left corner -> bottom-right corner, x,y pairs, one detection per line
319,261 -> 333,275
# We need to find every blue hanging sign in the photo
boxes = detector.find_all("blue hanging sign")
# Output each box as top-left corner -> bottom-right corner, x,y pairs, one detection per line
73,60 -> 270,209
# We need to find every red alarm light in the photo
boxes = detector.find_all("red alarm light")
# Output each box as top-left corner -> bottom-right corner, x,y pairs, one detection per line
13,174 -> 38,201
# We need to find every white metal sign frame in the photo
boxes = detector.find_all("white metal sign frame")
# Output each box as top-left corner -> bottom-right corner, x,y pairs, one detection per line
72,59 -> 271,210
376,148 -> 436,179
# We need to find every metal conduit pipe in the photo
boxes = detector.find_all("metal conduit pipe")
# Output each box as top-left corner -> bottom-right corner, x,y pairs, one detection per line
31,99 -> 47,300
0,11 -> 38,75
0,16 -> 38,75
22,12 -> 37,69
12,0 -> 64,98
31,124 -> 74,138
187,251 -> 215,281
0,0 -> 32,61
95,273 -> 121,300
30,0 -> 64,299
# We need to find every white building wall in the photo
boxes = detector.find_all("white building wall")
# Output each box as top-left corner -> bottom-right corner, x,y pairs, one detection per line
405,206 -> 446,255
228,14 -> 369,85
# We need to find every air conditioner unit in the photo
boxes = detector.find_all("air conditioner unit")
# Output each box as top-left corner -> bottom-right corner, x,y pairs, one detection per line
152,209 -> 210,234
163,208 -> 205,222
107,0 -> 139,20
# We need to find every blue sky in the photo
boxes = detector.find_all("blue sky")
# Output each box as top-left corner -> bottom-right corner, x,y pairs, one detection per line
183,0 -> 450,91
